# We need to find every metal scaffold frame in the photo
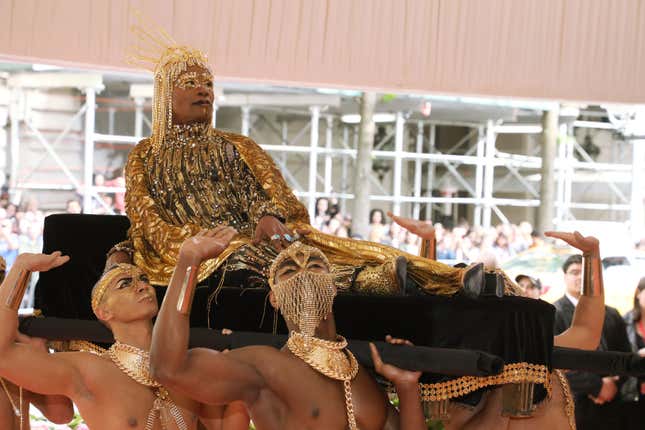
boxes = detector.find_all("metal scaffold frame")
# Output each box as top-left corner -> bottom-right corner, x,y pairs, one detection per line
6,75 -> 642,232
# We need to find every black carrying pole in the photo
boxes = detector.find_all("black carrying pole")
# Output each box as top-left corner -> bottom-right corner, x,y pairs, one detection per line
18,317 -> 645,377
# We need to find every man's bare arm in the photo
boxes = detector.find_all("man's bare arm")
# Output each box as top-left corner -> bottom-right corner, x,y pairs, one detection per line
0,253 -> 83,398
151,227 -> 264,405
198,401 -> 249,430
29,391 -> 75,424
548,232 -> 605,350
371,339 -> 426,430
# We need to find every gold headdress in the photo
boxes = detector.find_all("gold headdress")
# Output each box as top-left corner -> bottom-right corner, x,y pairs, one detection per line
268,242 -> 335,336
91,263 -> 143,314
128,12 -> 212,154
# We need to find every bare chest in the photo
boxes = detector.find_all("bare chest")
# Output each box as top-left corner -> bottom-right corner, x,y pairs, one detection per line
75,364 -> 199,430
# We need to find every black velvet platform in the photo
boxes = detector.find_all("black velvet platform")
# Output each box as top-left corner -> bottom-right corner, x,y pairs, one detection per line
34,214 -> 556,404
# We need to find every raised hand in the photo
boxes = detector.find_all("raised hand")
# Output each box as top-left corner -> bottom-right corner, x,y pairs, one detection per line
369,335 -> 422,387
545,231 -> 599,256
15,251 -> 69,273
387,212 -> 435,240
179,226 -> 238,265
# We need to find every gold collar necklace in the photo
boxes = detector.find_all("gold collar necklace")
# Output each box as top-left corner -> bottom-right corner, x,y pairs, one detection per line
106,341 -> 188,430
287,331 -> 359,429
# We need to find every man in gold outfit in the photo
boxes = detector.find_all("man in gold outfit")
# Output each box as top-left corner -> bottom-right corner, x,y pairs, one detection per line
111,32 -> 512,297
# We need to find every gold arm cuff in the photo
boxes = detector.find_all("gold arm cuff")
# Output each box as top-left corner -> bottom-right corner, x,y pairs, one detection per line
4,270 -> 31,310
177,265 -> 199,315
418,362 -> 551,402
419,238 -> 437,260
582,253 -> 603,297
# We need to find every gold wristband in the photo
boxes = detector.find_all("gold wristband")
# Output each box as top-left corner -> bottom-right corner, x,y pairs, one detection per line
177,265 -> 199,315
419,238 -> 437,260
4,270 -> 31,310
581,253 -> 603,297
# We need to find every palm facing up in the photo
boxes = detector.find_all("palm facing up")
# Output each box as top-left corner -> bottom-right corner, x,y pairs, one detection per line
15,251 -> 69,272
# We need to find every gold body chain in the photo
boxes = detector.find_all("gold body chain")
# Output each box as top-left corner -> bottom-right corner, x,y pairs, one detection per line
106,341 -> 188,430
0,377 -> 23,430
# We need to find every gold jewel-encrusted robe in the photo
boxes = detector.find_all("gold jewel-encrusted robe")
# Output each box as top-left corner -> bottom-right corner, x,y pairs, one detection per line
125,123 -> 471,295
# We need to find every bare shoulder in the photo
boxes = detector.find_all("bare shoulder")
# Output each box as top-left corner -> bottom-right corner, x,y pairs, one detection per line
54,350 -> 110,371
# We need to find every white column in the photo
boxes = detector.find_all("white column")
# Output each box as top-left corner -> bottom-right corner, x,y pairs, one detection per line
631,139 -> 645,235
392,112 -> 405,216
425,124 -> 436,220
340,125 -> 349,214
413,121 -> 424,219
324,116 -> 333,194
8,88 -> 20,196
563,124 -> 574,221
134,97 -> 144,139
83,88 -> 96,213
308,106 -> 320,221
482,120 -> 496,228
473,126 -> 485,227
241,106 -> 251,136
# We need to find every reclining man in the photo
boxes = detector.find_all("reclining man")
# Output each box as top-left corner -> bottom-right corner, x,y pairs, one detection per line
0,251 -> 249,430
150,226 -> 427,430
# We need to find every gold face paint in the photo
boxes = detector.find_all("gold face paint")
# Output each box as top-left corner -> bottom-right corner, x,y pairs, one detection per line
91,264 -> 145,315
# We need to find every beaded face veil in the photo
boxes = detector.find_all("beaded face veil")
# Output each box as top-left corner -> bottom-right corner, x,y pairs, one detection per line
128,15 -> 212,154
269,242 -> 337,336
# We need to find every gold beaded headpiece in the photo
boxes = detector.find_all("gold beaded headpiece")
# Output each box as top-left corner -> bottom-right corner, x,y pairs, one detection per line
91,263 -> 144,315
268,242 -> 331,289
127,12 -> 212,154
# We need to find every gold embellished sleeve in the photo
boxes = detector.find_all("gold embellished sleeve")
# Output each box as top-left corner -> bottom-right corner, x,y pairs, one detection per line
125,139 -> 202,284
225,132 -> 310,225
223,142 -> 287,226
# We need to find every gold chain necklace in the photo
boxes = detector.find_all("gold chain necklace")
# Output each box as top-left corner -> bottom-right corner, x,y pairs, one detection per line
0,377 -> 23,430
106,341 -> 188,430
287,331 -> 359,429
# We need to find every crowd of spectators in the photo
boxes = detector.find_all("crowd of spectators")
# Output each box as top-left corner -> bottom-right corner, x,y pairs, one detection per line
365,207 -> 543,264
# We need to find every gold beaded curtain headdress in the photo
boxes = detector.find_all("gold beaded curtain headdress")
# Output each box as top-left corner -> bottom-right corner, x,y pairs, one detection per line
127,12 -> 212,154
91,263 -> 143,314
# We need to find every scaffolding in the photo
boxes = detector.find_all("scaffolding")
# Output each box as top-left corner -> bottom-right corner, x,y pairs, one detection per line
5,74 -> 643,233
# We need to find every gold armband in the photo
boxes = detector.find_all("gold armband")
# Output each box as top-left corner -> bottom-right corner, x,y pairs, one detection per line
177,265 -> 199,315
419,238 -> 437,261
4,270 -> 31,310
582,253 -> 603,297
